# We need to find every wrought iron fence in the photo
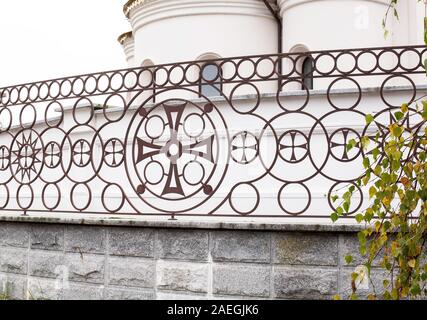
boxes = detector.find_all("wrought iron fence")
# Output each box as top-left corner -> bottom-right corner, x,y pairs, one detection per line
0,45 -> 426,219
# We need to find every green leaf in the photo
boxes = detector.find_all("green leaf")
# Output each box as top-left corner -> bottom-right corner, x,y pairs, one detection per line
369,186 -> 377,199
355,214 -> 364,223
384,29 -> 389,40
393,8 -> 399,20
411,284 -> 421,296
372,148 -> 380,160
391,288 -> 399,300
363,157 -> 370,169
346,139 -> 357,152
361,136 -> 370,149
383,280 -> 390,288
358,231 -> 367,246
345,255 -> 353,265
394,111 -> 404,121
365,114 -> 374,125
331,212 -> 339,223
392,126 -> 403,137
425,17 -> 427,45
343,201 -> 350,213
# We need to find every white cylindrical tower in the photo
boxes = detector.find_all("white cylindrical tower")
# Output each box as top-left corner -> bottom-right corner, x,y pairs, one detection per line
391,0 -> 426,46
118,31 -> 136,67
278,0 -> 425,89
124,0 -> 279,66
118,31 -> 137,102
278,0 -> 394,53
121,0 -> 280,100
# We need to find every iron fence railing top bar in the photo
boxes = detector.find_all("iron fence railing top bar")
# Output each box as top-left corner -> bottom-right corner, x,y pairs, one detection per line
0,45 -> 426,108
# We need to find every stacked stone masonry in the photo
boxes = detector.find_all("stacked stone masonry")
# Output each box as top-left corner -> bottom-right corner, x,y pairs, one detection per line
0,220 -> 386,300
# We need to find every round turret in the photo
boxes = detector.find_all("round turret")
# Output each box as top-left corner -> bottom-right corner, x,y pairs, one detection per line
118,31 -> 135,67
277,0 -> 424,53
123,0 -> 279,66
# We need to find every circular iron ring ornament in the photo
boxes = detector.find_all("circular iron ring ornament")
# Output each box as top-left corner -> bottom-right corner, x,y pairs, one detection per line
10,129 -> 44,184
278,183 -> 312,216
328,182 -> 363,216
259,111 -> 330,184
125,91 -> 230,214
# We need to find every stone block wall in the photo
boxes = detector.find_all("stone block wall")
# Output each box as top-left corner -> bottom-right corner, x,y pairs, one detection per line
0,217 -> 380,300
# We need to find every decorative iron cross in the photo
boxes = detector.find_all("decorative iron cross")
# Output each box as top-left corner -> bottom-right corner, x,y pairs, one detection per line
72,139 -> 91,167
231,131 -> 258,164
104,139 -> 124,167
136,102 -> 214,196
279,130 -> 308,163
44,142 -> 61,168
330,128 -> 361,161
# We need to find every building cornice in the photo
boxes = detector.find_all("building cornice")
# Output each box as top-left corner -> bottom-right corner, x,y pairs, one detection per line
125,0 -> 278,19
127,0 -> 279,33
124,0 -> 149,18
117,31 -> 134,45
117,31 -> 135,64
277,0 -> 389,14
0,213 -> 366,232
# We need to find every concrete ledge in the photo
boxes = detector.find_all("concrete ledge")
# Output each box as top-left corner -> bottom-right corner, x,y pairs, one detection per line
0,213 -> 365,233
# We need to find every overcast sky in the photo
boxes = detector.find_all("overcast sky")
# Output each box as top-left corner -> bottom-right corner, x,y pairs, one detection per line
0,1 -> 130,87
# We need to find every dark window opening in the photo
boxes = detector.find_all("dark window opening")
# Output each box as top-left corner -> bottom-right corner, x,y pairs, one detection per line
301,57 -> 314,90
199,63 -> 222,97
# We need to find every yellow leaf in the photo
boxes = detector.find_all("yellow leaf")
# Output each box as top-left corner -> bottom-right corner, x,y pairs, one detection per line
401,103 -> 409,113
369,186 -> 376,199
368,294 -> 377,300
382,197 -> 391,207
375,221 -> 381,232
408,259 -> 416,268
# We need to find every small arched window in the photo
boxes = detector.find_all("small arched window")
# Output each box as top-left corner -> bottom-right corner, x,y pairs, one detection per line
199,62 -> 222,97
301,56 -> 314,90
141,59 -> 156,103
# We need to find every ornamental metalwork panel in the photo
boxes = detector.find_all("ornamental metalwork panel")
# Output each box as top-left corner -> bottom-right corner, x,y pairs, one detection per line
0,45 -> 426,219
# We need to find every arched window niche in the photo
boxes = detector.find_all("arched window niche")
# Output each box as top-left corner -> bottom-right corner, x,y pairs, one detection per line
287,45 -> 314,91
301,56 -> 314,90
197,53 -> 223,98
140,59 -> 156,103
